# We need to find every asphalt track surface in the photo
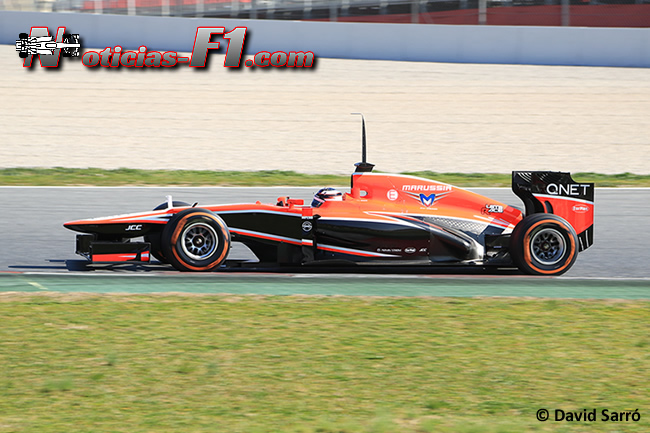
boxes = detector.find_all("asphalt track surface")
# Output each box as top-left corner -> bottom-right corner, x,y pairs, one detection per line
0,186 -> 648,298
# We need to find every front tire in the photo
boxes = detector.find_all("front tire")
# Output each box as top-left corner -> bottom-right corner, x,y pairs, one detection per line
509,213 -> 578,276
145,201 -> 190,264
161,209 -> 231,272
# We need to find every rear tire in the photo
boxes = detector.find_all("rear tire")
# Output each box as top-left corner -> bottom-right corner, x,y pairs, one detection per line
509,213 -> 578,276
144,201 -> 190,264
161,209 -> 230,272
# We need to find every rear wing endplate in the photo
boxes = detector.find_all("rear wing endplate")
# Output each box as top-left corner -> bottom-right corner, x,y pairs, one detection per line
512,171 -> 594,251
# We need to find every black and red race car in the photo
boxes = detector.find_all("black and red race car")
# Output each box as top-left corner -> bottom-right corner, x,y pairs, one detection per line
64,124 -> 594,276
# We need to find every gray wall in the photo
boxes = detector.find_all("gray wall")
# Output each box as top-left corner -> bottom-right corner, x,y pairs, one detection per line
2,11 -> 649,67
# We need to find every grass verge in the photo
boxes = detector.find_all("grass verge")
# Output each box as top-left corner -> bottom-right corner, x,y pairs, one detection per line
0,294 -> 648,432
1,168 -> 649,187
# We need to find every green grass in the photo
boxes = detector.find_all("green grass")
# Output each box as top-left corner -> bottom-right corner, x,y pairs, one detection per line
0,294 -> 648,432
1,167 -> 649,187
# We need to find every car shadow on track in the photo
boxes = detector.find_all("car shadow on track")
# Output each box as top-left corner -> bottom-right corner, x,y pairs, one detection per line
30,260 -> 523,276
7,260 -> 522,276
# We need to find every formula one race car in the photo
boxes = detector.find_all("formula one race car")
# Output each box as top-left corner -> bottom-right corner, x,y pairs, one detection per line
15,32 -> 80,58
64,120 -> 594,276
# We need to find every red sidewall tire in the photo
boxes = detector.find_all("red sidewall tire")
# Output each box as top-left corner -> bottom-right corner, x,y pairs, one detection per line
161,209 -> 231,272
510,213 -> 578,276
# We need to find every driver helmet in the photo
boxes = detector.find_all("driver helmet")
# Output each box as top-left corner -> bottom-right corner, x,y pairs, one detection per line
312,187 -> 343,208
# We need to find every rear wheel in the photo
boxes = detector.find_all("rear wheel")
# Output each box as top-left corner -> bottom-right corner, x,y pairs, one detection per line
161,209 -> 230,272
509,213 -> 578,276
144,201 -> 190,264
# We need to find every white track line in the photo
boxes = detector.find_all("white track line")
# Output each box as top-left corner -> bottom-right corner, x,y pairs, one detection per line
26,280 -> 48,290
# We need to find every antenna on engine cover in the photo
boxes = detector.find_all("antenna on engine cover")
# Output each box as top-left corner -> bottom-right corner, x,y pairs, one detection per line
351,113 -> 374,173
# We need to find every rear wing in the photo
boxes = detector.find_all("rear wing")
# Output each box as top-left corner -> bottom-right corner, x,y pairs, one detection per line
512,171 -> 594,251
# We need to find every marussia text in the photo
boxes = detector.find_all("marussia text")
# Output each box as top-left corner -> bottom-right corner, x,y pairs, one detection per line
554,409 -> 640,422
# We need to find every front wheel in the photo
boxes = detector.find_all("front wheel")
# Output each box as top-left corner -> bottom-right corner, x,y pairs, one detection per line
509,213 -> 578,276
145,201 -> 190,264
161,209 -> 231,272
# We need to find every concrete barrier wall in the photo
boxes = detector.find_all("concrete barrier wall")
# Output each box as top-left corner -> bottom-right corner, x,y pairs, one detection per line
1,11 -> 649,67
